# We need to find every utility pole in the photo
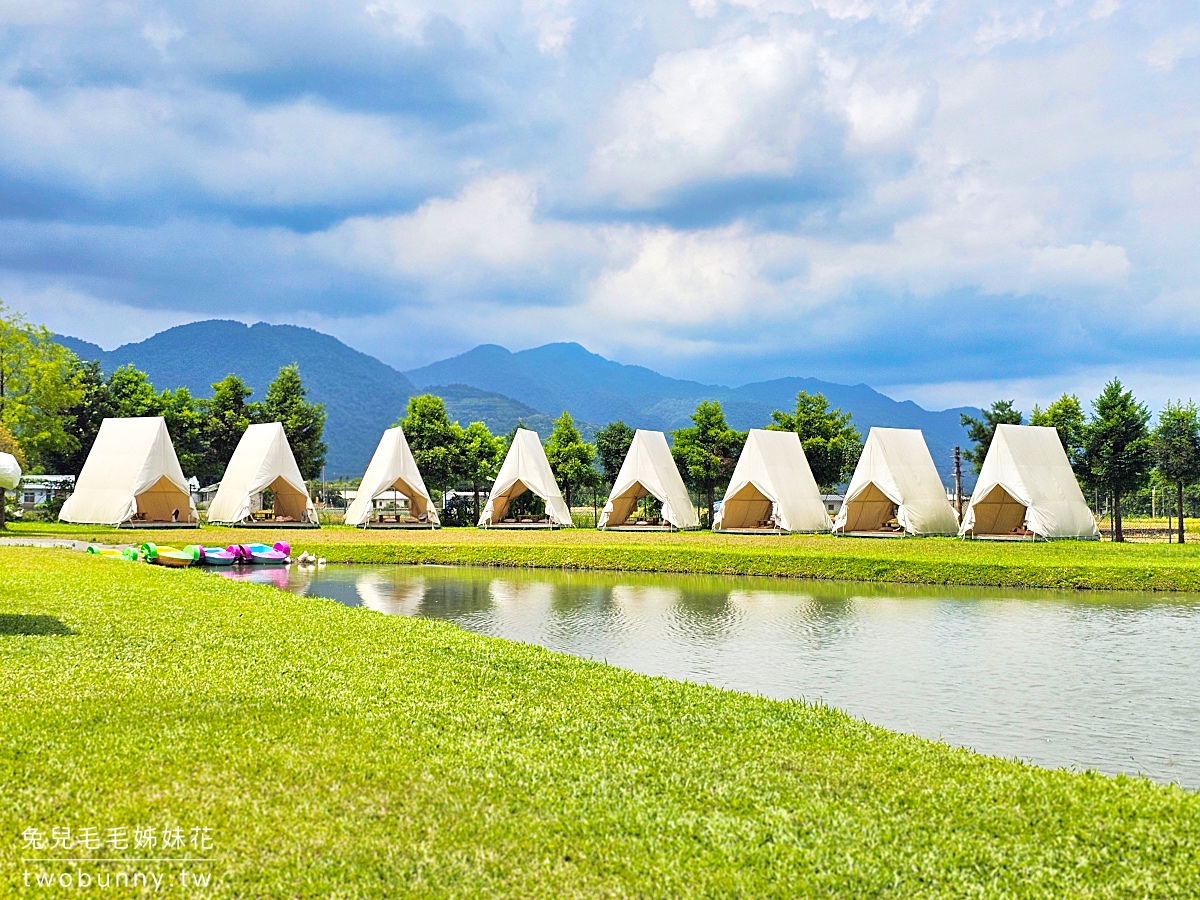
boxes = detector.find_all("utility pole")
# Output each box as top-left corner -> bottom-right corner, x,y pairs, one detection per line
953,446 -> 963,519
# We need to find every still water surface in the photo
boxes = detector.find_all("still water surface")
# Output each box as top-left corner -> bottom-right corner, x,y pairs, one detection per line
217,564 -> 1200,788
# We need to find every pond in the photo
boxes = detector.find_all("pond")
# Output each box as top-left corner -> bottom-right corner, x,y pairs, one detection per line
215,564 -> 1200,789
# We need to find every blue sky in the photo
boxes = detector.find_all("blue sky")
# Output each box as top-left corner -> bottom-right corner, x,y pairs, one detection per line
1,0 -> 1198,411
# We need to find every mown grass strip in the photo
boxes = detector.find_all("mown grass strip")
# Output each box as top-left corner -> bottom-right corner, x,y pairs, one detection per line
11,522 -> 1200,592
2,548 -> 1199,897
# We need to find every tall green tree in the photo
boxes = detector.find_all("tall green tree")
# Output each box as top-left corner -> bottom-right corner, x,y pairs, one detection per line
106,364 -> 163,418
198,374 -> 257,486
0,422 -> 24,468
400,394 -> 463,505
768,390 -> 862,490
261,364 -> 327,480
1084,379 -> 1151,543
161,387 -> 204,478
961,400 -> 1024,474
1152,400 -> 1200,544
545,411 -> 598,510
44,358 -> 110,476
459,420 -> 505,521
0,304 -> 82,470
1030,394 -> 1087,474
671,400 -> 745,527
595,420 -> 635,485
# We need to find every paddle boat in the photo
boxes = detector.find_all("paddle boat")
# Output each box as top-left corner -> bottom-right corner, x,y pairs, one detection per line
227,541 -> 291,565
197,546 -> 238,566
86,546 -> 139,561
141,542 -> 200,568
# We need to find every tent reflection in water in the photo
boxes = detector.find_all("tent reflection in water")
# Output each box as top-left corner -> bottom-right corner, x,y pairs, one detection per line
714,429 -> 831,533
344,427 -> 439,528
206,422 -> 318,527
598,429 -> 698,530
478,428 -> 573,528
834,427 -> 958,536
58,417 -> 198,527
960,424 -> 1099,540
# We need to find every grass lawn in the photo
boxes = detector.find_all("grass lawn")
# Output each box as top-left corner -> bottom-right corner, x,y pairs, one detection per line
12,521 -> 1200,592
2,548 -> 1199,897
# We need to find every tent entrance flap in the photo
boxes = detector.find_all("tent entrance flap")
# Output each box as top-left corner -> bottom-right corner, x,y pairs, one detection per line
385,478 -> 431,517
967,485 -> 1028,535
491,479 -> 529,522
134,474 -> 194,523
841,482 -> 899,532
267,476 -> 310,521
606,484 -> 652,527
717,483 -> 774,530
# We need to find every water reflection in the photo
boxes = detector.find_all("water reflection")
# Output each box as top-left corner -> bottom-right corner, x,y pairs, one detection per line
210,564 -> 1200,788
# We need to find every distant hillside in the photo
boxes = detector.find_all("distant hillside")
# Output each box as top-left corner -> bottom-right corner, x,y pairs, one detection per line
425,384 -> 597,442
409,343 -> 976,482
58,321 -> 418,476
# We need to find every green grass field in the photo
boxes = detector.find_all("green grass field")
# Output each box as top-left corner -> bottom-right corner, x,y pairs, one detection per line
3,548 -> 1199,897
10,520 -> 1200,592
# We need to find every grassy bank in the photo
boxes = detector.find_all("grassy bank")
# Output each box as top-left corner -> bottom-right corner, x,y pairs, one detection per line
11,521 -> 1200,592
3,548 -> 1199,896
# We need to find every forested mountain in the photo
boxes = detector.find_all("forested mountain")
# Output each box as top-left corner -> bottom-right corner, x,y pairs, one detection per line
408,343 -> 976,480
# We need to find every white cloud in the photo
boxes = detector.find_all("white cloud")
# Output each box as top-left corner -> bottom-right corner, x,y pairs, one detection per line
590,32 -> 821,205
0,0 -> 80,26
974,9 -> 1049,51
366,0 -> 573,54
0,280 -> 200,349
316,174 -> 598,285
1144,28 -> 1200,72
587,227 -> 770,325
523,0 -> 575,55
364,0 -> 505,42
843,82 -> 924,151
141,20 -> 185,59
692,0 -> 935,29
1028,241 -> 1130,284
0,84 -> 435,205
884,362 -> 1200,417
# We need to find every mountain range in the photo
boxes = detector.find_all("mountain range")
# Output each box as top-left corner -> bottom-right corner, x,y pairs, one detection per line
57,320 -> 978,483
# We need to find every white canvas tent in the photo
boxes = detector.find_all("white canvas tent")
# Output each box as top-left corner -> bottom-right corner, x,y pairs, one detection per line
345,427 -> 439,527
59,417 -> 198,526
598,430 -> 698,529
834,427 -> 958,536
960,424 -> 1098,540
1,451 -> 21,528
714,429 -> 831,533
0,452 -> 19,490
478,428 -> 573,527
206,422 -> 317,526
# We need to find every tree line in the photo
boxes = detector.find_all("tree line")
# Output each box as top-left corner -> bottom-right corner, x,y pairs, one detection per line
10,301 -> 1200,540
961,380 -> 1200,542
399,392 -> 863,527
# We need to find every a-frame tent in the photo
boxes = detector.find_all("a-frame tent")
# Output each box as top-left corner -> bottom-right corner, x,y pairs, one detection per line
345,427 -> 440,528
598,429 -> 698,530
714,429 -> 831,533
960,424 -> 1098,540
206,422 -> 318,526
834,427 -> 958,536
478,428 -> 573,527
59,417 -> 198,527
